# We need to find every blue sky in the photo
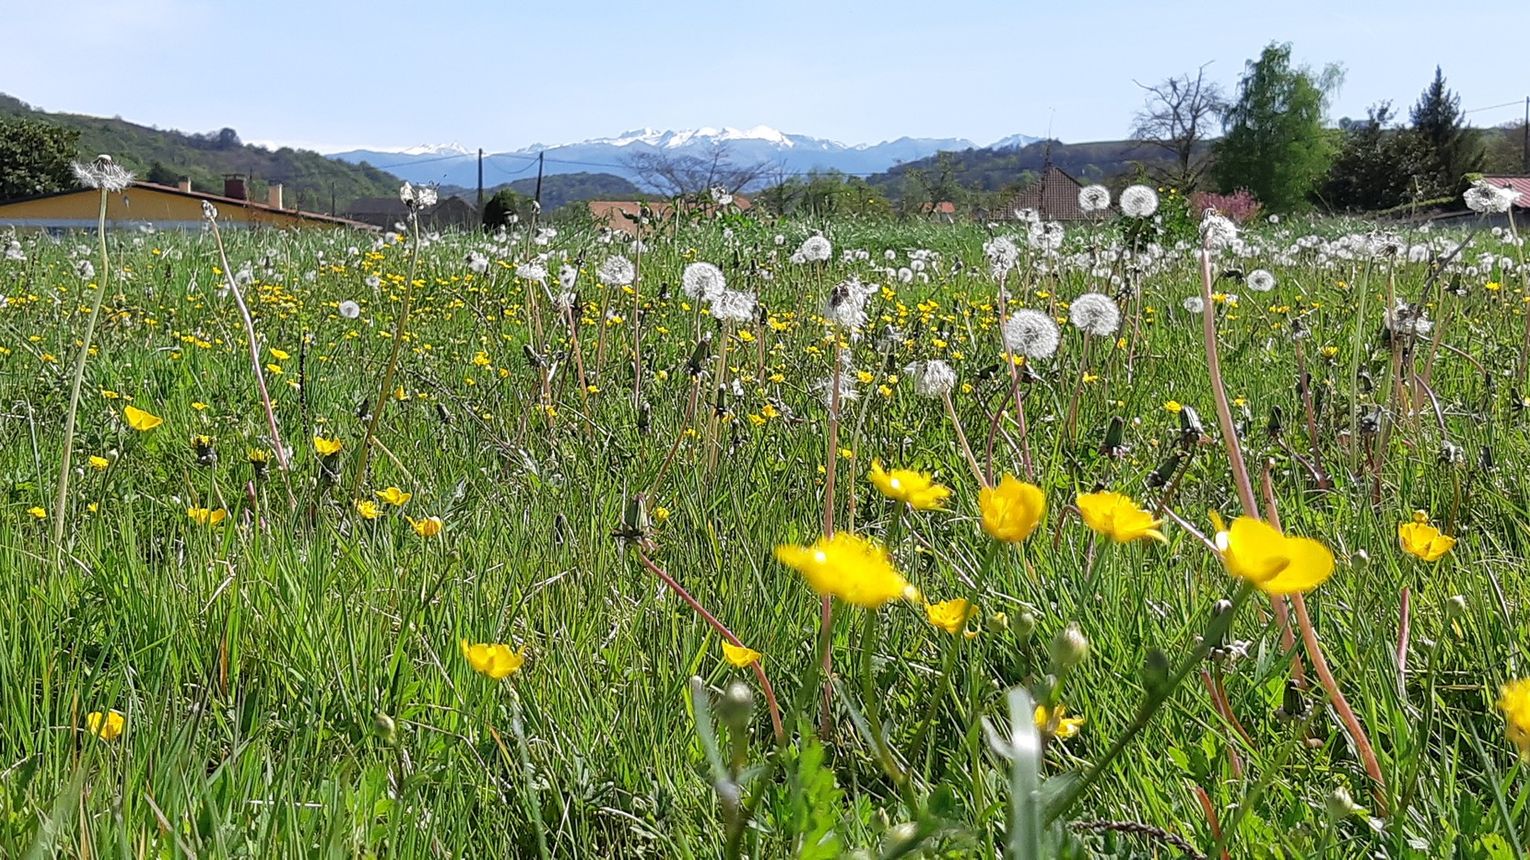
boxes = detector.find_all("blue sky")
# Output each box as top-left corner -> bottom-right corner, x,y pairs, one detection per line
5,0 -> 1526,153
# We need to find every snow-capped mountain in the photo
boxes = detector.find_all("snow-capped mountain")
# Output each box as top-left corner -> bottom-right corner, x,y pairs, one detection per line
326,126 -> 1037,191
988,132 -> 1044,150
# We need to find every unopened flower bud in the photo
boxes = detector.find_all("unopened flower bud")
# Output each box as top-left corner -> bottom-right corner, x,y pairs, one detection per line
1014,611 -> 1036,639
717,680 -> 754,729
1445,594 -> 1468,618
1050,623 -> 1089,671
373,710 -> 397,745
1351,549 -> 1370,570
985,611 -> 1009,633
1325,786 -> 1365,823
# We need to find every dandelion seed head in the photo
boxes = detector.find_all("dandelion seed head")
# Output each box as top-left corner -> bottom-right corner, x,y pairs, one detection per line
904,359 -> 956,398
1078,184 -> 1111,213
597,255 -> 635,286
338,300 -> 361,319
710,289 -> 756,323
1464,179 -> 1519,214
1247,269 -> 1276,293
1068,292 -> 1121,337
682,261 -> 726,301
1119,185 -> 1159,218
796,235 -> 832,263
1003,308 -> 1061,359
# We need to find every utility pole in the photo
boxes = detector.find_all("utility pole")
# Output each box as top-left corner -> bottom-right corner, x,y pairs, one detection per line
534,151 -> 545,210
1523,96 -> 1528,174
330,183 -> 336,217
476,148 -> 484,213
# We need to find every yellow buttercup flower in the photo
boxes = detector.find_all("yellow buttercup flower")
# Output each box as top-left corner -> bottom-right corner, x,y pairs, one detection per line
979,475 -> 1046,543
270,347 -> 291,361
186,507 -> 228,526
721,641 -> 762,667
123,405 -> 163,432
868,460 -> 951,510
774,532 -> 914,609
355,499 -> 381,519
408,515 -> 444,538
376,486 -> 412,507
1499,678 -> 1530,758
89,455 -> 110,471
460,639 -> 526,680
925,598 -> 975,635
1398,511 -> 1455,562
1076,491 -> 1166,543
1211,513 -> 1333,595
314,436 -> 343,457
26,506 -> 46,520
86,709 -> 125,741
1034,703 -> 1085,739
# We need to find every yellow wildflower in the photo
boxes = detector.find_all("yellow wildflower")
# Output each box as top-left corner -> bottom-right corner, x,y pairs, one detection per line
925,598 -> 975,635
1211,512 -> 1333,595
1499,678 -> 1530,758
721,641 -> 762,667
1035,703 -> 1085,739
868,460 -> 951,510
1076,491 -> 1166,543
270,347 -> 291,361
314,436 -> 343,457
408,515 -> 444,537
1163,400 -> 1183,413
375,486 -> 413,507
979,475 -> 1046,543
186,507 -> 228,526
355,499 -> 381,519
1398,511 -> 1455,562
460,639 -> 526,680
26,506 -> 46,520
123,405 -> 163,432
774,533 -> 913,609
86,709 -> 126,742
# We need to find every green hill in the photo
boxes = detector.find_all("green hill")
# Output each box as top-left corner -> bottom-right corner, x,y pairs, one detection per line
0,93 -> 402,212
439,172 -> 643,214
868,138 -> 1195,197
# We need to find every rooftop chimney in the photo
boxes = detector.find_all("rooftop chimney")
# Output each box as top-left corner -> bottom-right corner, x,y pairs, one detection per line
222,174 -> 247,201
177,177 -> 192,193
266,183 -> 284,210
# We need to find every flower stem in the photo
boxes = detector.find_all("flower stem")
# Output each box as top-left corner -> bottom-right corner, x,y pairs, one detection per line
352,209 -> 422,499
51,188 -> 110,563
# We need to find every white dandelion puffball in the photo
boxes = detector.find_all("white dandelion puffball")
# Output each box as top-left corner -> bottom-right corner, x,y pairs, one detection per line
558,264 -> 577,290
1247,269 -> 1276,293
1464,179 -> 1519,214
1200,212 -> 1239,250
983,236 -> 1020,276
1078,184 -> 1111,213
1119,185 -> 1159,218
516,262 -> 548,283
76,259 -> 95,280
1002,309 -> 1061,359
597,255 -> 635,286
466,251 -> 489,274
710,289 -> 756,323
339,300 -> 361,319
1068,292 -> 1121,337
905,360 -> 957,398
1182,296 -> 1205,314
72,155 -> 134,192
796,235 -> 832,263
682,262 -> 726,301
824,277 -> 874,331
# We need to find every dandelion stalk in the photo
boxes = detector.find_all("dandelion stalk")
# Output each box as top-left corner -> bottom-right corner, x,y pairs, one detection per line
51,183 -> 111,559
817,339 -> 844,737
635,547 -> 784,741
352,206 -> 422,499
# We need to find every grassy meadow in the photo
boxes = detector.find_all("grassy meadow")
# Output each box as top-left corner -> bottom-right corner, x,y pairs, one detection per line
1,192 -> 1529,858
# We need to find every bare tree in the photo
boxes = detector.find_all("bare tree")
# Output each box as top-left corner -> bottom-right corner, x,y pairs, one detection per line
1130,63 -> 1227,190
623,142 -> 771,199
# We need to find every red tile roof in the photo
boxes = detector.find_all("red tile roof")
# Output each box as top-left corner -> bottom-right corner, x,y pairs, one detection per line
1482,176 -> 1530,208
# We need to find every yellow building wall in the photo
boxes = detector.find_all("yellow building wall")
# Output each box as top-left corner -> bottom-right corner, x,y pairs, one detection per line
0,188 -> 350,230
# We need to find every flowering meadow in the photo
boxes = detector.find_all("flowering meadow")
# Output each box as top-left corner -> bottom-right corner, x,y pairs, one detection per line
3,175 -> 1530,858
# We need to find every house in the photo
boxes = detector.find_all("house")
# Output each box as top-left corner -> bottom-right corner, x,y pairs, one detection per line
588,195 -> 753,235
344,194 -> 479,230
986,164 -> 1102,222
0,176 -> 375,232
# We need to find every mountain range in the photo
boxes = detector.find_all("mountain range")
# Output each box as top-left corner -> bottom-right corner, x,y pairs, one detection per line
328,127 -> 1044,191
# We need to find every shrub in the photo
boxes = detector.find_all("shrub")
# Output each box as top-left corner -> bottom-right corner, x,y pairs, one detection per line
1190,189 -> 1264,224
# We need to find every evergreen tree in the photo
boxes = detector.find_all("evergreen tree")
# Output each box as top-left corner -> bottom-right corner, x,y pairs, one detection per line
146,161 -> 181,186
1409,67 -> 1483,198
1213,42 -> 1343,212
1320,103 -> 1429,211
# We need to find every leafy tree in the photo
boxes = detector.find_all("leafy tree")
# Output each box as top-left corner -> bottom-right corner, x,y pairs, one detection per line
0,117 -> 80,200
1319,103 -> 1428,211
1409,67 -> 1483,198
1131,64 -> 1226,190
146,160 -> 181,186
1213,42 -> 1343,212
483,188 -> 534,229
